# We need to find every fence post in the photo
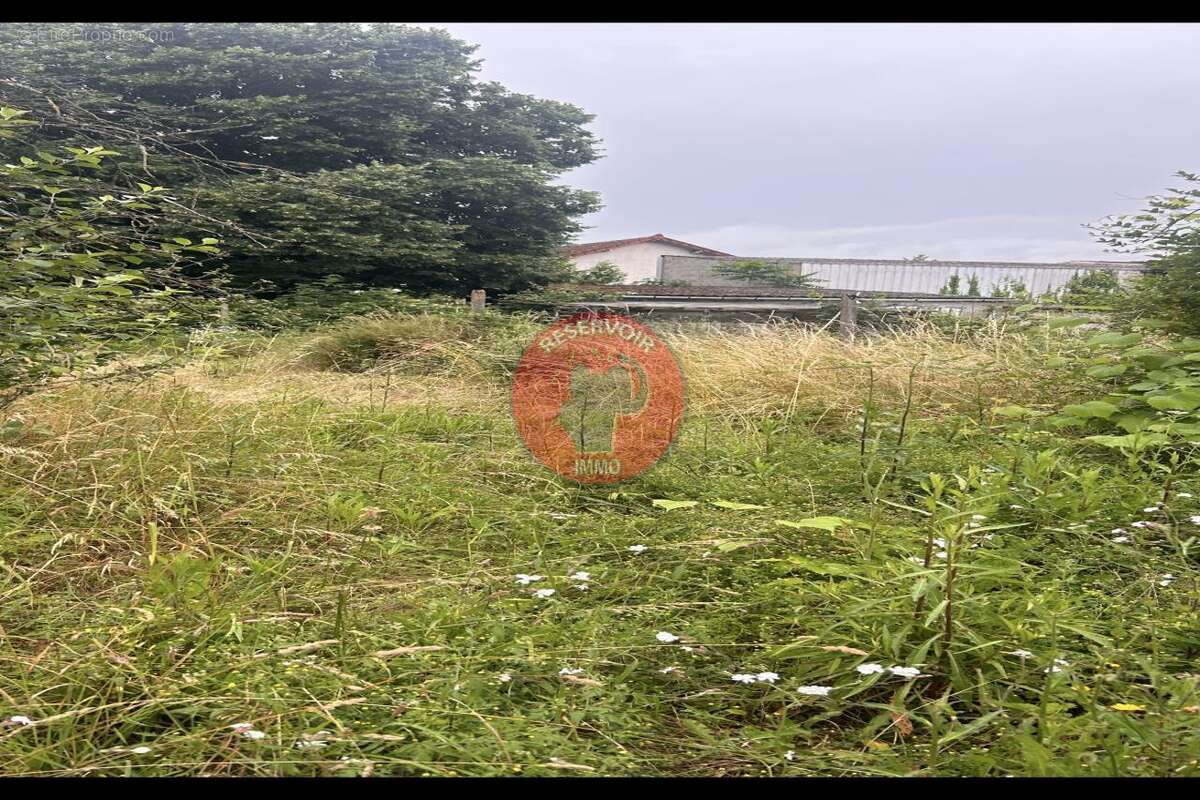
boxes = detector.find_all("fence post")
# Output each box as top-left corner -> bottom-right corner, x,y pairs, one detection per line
839,293 -> 858,340
470,289 -> 486,313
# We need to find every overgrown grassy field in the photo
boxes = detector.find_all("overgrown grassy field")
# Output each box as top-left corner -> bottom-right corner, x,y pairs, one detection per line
1,312 -> 1198,776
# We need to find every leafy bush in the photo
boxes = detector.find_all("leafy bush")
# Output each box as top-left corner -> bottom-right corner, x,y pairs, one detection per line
0,107 -> 216,405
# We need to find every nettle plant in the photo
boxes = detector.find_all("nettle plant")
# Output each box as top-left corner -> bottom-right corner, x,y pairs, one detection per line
0,107 -> 218,404
1051,328 -> 1200,454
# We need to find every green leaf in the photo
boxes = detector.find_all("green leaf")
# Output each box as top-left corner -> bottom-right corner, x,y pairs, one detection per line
1145,389 -> 1200,412
1086,332 -> 1141,348
1085,433 -> 1169,450
1085,364 -> 1127,379
1062,400 -> 1119,419
651,499 -> 698,511
1046,317 -> 1089,330
776,516 -> 852,532
710,500 -> 768,510
993,405 -> 1039,418
783,555 -> 859,577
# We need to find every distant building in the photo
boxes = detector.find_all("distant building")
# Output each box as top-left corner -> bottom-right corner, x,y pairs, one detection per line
561,233 -> 732,284
657,254 -> 1148,296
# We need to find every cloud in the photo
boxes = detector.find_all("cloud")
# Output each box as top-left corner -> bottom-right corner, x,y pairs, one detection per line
673,215 -> 1120,263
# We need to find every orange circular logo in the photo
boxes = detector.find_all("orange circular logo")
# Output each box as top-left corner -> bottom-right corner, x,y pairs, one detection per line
512,312 -> 685,484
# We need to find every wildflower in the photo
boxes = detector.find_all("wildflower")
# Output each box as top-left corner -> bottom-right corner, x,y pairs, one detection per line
130,746 -> 152,754
731,673 -> 759,684
797,685 -> 834,696
1111,703 -> 1147,712
6,715 -> 33,726
1044,659 -> 1069,674
627,544 -> 647,554
533,588 -> 556,599
1111,536 -> 1131,543
559,668 -> 584,676
569,571 -> 591,582
295,740 -> 329,749
515,574 -> 544,585
659,666 -> 679,674
935,551 -> 948,560
933,537 -> 946,548
784,750 -> 796,761
231,723 -> 266,740
756,672 -> 780,684
1131,521 -> 1149,528
1111,528 -> 1127,534
498,673 -> 512,683
855,663 -> 885,675
888,666 -> 921,678
656,631 -> 681,643
1190,515 -> 1200,525
1159,574 -> 1175,587
1142,506 -> 1160,513
574,583 -> 589,591
1007,649 -> 1034,659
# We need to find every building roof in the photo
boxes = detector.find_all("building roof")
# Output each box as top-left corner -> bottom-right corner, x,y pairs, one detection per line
561,233 -> 733,258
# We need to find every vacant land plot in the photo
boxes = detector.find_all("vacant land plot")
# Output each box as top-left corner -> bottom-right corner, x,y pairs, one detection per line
1,316 -> 1197,776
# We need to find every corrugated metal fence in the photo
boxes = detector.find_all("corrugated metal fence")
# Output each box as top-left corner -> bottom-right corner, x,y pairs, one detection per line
658,255 -> 1148,296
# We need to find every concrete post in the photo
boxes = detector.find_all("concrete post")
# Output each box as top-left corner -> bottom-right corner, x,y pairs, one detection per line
839,293 -> 858,340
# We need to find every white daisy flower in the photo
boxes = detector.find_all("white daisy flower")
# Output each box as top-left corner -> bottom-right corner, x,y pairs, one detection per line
1044,658 -> 1070,674
784,750 -> 796,760
7,715 -> 33,726
1131,521 -> 1149,528
533,588 -> 556,599
1111,528 -> 1127,534
295,740 -> 328,749
655,631 -> 681,643
1007,649 -> 1034,659
731,673 -> 758,684
797,685 -> 834,696
755,672 -> 780,683
515,574 -> 544,585
1111,536 -> 1130,543
1142,506 -> 1160,513
574,583 -> 589,591
627,544 -> 647,554
933,537 -> 946,548
568,571 -> 591,582
855,663 -> 885,675
888,666 -> 921,678
559,667 -> 584,676
498,673 -> 512,683
1159,574 -> 1175,587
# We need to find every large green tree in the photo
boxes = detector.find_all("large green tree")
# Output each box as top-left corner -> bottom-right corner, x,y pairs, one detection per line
0,22 -> 601,294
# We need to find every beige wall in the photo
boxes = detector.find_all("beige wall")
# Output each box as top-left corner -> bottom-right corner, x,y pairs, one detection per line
568,241 -> 702,283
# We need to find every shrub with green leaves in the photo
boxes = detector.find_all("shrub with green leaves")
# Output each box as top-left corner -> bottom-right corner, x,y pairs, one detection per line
0,107 -> 218,405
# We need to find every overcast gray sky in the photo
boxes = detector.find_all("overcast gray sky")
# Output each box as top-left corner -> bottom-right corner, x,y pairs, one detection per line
435,23 -> 1199,262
